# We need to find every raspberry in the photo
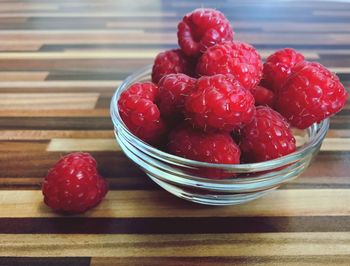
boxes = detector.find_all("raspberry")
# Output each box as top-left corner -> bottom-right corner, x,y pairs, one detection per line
275,61 -> 348,129
251,85 -> 275,107
42,152 -> 108,214
121,81 -> 158,101
167,126 -> 240,179
152,49 -> 194,83
185,74 -> 255,132
262,48 -> 304,92
196,42 -> 263,90
177,8 -> 234,57
118,82 -> 166,144
158,73 -> 196,118
240,106 -> 296,163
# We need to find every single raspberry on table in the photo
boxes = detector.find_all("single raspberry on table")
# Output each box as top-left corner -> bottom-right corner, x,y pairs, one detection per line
261,48 -> 304,92
275,61 -> 348,129
177,8 -> 234,57
158,73 -> 196,118
240,106 -> 296,163
196,41 -> 263,90
118,82 -> 166,144
185,74 -> 255,132
251,85 -> 275,107
42,152 -> 108,214
167,126 -> 240,179
152,49 -> 194,83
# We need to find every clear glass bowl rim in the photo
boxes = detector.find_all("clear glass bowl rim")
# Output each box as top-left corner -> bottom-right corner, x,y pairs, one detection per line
110,65 -> 329,173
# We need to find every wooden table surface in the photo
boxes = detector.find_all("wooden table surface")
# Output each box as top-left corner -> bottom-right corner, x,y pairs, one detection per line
1,0 -> 350,265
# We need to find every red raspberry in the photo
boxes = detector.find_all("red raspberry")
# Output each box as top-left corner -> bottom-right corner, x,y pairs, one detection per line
167,126 -> 240,179
158,73 -> 196,118
118,82 -> 166,144
152,49 -> 194,83
121,81 -> 158,101
275,61 -> 348,129
42,152 -> 108,214
262,48 -> 304,92
185,74 -> 255,132
196,42 -> 263,90
240,106 -> 296,163
177,8 -> 234,57
251,85 -> 275,107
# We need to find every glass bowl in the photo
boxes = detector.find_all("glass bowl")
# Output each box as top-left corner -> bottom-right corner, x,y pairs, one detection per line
110,66 -> 329,206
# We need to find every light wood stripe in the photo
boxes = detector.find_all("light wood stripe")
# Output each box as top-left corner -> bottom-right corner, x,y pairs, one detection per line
0,12 -> 177,18
172,1 -> 350,8
326,129 -> 350,138
320,138 -> 350,151
0,93 -> 99,110
0,32 -> 349,45
0,172 -> 348,190
329,67 -> 350,74
106,21 -> 178,29
0,71 -> 49,81
0,43 -> 41,51
0,130 -> 113,140
0,3 -> 58,11
47,138 -> 118,152
313,10 -> 350,17
0,141 -> 47,151
61,49 -> 320,60
60,0 -> 160,8
45,137 -> 350,152
0,109 -> 109,117
1,232 -> 350,257
59,47 -> 350,59
0,81 -> 121,89
236,32 -> 350,45
261,22 -> 350,32
1,129 -> 348,141
0,189 -> 349,218
0,32 -> 175,45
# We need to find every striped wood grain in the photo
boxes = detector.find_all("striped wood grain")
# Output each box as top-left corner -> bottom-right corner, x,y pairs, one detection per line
0,0 -> 349,263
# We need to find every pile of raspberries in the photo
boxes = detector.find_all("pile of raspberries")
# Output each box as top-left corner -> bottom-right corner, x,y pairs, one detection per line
118,8 -> 347,179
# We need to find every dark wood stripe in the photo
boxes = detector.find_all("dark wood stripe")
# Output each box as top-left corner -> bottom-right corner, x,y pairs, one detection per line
281,183 -> 350,189
0,176 -> 158,190
0,150 -> 349,179
0,116 -> 346,130
0,59 -> 153,72
0,257 -> 90,266
37,43 -> 350,52
91,256 -> 350,266
0,117 -> 112,130
1,216 -> 350,234
46,71 -> 128,81
0,152 -> 144,178
1,178 -> 350,191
